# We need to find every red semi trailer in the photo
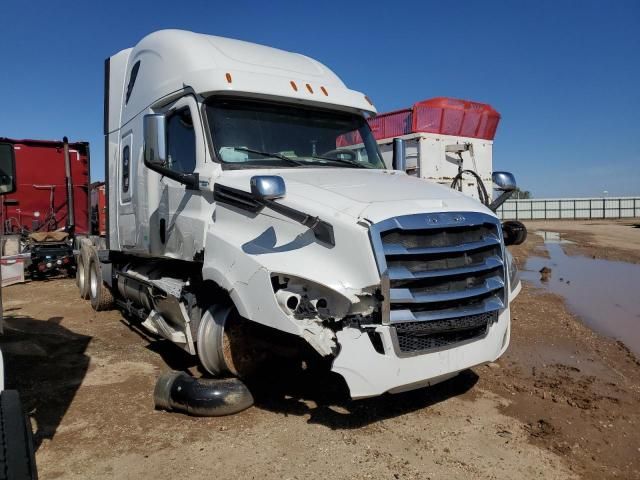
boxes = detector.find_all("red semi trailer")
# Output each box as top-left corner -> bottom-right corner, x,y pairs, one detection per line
89,181 -> 106,237
0,137 -> 92,277
0,138 -> 90,235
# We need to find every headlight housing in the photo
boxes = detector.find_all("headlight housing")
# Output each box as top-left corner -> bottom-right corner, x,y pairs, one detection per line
271,274 -> 351,318
505,249 -> 520,292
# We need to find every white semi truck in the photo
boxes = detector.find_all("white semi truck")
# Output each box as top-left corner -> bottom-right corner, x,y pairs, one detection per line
77,29 -> 521,399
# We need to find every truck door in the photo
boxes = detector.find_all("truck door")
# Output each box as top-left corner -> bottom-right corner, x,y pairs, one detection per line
117,132 -> 136,248
154,95 -> 207,260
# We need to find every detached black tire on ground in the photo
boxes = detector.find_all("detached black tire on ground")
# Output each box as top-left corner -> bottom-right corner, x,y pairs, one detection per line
89,250 -> 114,311
0,390 -> 38,480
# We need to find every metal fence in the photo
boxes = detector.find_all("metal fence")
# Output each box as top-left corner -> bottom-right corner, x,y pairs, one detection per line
496,197 -> 640,220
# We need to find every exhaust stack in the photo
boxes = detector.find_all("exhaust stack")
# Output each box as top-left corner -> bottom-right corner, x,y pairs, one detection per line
62,136 -> 75,232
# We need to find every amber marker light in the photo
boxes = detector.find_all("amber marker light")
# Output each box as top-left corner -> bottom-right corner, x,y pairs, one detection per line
290,81 -> 298,91
225,73 -> 232,83
306,83 -> 314,94
365,95 -> 374,106
320,86 -> 328,96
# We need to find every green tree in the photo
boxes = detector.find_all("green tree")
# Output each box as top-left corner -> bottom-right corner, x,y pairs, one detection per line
511,187 -> 532,199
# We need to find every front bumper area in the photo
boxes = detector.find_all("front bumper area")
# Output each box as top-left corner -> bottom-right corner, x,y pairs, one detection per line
331,307 -> 510,399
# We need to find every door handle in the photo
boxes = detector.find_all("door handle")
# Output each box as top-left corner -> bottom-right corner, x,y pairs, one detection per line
159,218 -> 166,244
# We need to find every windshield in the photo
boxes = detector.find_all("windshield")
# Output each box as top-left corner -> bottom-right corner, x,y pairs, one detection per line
205,98 -> 385,169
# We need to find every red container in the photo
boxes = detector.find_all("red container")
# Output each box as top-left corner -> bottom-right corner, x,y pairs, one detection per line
336,130 -> 363,147
0,138 -> 90,235
368,109 -> 412,139
90,182 -> 107,236
369,97 -> 500,141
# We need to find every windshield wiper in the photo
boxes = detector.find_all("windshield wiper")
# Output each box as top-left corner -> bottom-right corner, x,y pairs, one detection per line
309,155 -> 367,168
232,147 -> 305,167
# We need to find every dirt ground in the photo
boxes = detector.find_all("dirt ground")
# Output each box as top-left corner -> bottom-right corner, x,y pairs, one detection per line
2,220 -> 639,479
524,219 -> 640,263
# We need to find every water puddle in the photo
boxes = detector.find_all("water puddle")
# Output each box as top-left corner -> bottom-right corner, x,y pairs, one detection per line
535,231 -> 574,244
521,231 -> 640,356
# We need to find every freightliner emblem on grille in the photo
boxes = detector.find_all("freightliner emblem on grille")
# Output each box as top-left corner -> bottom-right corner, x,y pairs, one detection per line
426,214 -> 466,224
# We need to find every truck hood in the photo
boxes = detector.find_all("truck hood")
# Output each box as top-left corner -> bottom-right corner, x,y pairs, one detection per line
217,168 -> 494,223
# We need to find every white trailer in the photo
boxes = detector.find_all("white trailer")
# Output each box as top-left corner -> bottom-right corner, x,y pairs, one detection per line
369,98 -> 500,204
77,30 -> 521,399
380,132 -> 494,202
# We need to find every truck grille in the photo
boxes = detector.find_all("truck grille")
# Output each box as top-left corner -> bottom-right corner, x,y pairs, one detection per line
369,212 -> 505,355
394,311 -> 497,354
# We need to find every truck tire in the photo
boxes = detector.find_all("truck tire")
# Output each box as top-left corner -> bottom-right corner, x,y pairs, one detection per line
503,220 -> 527,245
197,306 -> 260,378
89,251 -> 114,311
76,252 -> 90,300
0,390 -> 38,480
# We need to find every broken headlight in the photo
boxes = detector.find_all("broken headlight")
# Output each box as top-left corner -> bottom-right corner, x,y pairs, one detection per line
271,274 -> 351,318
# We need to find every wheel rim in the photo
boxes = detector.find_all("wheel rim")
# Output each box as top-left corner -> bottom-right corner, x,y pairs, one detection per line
90,264 -> 98,299
78,258 -> 85,289
197,305 -> 234,376
197,306 -> 257,378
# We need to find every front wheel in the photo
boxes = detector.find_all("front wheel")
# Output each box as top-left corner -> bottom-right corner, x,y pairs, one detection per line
197,306 -> 258,378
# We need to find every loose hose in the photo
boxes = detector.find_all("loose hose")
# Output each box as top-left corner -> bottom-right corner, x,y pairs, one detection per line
450,169 -> 491,207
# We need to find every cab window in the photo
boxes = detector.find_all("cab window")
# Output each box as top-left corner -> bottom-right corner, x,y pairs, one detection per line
166,107 -> 196,174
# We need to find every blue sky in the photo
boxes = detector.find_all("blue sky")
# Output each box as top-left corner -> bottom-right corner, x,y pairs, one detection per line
1,0 -> 638,197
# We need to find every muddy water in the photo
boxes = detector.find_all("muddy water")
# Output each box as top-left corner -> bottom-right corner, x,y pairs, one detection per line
521,232 -> 640,356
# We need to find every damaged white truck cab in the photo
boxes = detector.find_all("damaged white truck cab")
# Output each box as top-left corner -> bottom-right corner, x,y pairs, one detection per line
89,29 -> 520,399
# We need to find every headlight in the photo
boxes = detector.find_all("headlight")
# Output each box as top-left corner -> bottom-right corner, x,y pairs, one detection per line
271,274 -> 351,318
505,249 -> 520,292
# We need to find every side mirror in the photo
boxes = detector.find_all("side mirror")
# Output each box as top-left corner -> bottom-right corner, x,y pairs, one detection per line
143,114 -> 199,189
0,143 -> 17,195
392,138 -> 406,171
250,176 -> 286,200
492,171 -> 517,192
143,114 -> 168,167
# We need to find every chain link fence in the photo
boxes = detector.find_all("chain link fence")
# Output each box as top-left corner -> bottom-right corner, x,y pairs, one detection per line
496,197 -> 640,220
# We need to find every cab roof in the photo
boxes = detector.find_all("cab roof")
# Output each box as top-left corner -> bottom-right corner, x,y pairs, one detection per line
113,29 -> 376,129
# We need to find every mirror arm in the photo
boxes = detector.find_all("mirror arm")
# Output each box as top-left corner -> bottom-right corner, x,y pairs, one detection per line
183,172 -> 200,190
213,183 -> 334,246
489,189 -> 515,212
147,162 -> 200,189
262,199 -> 335,246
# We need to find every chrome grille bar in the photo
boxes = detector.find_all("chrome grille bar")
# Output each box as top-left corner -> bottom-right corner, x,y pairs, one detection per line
389,297 -> 505,324
387,255 -> 503,281
390,276 -> 504,304
383,235 -> 501,256
369,212 -> 506,327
